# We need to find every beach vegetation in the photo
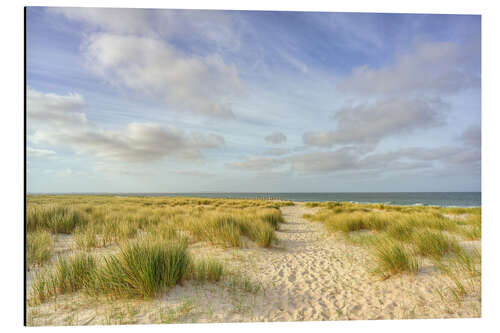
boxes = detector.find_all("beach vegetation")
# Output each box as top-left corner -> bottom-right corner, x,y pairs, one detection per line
27,230 -> 54,268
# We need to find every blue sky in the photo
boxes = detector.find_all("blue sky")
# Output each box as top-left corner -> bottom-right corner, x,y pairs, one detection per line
26,7 -> 481,193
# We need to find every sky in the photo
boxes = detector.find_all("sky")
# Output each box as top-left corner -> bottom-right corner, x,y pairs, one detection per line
26,7 -> 481,193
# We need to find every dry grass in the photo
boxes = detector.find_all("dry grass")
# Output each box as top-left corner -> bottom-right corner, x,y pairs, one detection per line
26,195 -> 283,307
27,195 -> 288,250
303,201 -> 481,280
374,241 -> 419,278
27,230 -> 54,268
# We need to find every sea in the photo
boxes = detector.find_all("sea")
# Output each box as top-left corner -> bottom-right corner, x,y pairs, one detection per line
104,192 -> 481,207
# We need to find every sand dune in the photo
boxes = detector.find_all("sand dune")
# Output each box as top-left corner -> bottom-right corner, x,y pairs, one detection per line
27,203 -> 480,325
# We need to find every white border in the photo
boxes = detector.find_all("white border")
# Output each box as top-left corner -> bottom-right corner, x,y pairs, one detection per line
2,1 -> 499,332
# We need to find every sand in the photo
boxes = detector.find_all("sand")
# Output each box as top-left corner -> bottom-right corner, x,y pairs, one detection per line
26,203 -> 481,326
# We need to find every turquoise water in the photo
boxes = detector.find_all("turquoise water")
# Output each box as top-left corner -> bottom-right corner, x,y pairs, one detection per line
113,192 -> 481,207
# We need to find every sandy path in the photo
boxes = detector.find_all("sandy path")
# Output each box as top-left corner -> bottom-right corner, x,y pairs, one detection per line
245,203 -> 479,321
251,204 -> 377,321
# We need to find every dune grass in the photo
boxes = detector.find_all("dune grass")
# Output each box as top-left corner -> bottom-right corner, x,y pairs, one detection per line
26,195 -> 287,304
30,253 -> 97,304
26,230 -> 54,268
29,240 -> 254,305
188,258 -> 225,282
374,241 -> 419,278
27,195 -> 281,306
386,222 -> 414,241
413,230 -> 461,259
185,211 -> 278,248
460,225 -> 481,240
91,240 -> 190,299
27,205 -> 88,234
303,201 -> 481,279
27,195 -> 285,250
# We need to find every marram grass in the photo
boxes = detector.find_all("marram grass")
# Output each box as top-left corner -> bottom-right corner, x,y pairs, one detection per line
91,240 -> 190,298
413,230 -> 461,259
27,195 -> 286,250
374,241 -> 420,278
26,230 -> 54,268
27,205 -> 88,234
303,201 -> 481,278
29,253 -> 97,305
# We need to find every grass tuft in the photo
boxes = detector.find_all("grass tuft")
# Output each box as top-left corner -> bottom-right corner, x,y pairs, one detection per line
374,241 -> 419,278
29,253 -> 97,304
188,258 -> 224,282
26,230 -> 54,268
413,230 -> 461,259
90,240 -> 189,298
27,205 -> 88,234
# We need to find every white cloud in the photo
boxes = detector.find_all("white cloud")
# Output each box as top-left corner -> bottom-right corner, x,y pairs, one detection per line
338,40 -> 480,96
49,8 -> 242,51
264,131 -> 287,144
288,145 -> 479,174
226,156 -> 280,171
84,33 -> 242,118
303,97 -> 447,147
27,88 -> 87,127
49,7 -> 154,36
27,147 -> 56,158
27,88 -> 224,163
288,147 -> 359,173
227,143 -> 479,175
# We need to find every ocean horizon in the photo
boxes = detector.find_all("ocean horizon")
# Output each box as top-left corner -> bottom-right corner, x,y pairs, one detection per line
27,192 -> 481,207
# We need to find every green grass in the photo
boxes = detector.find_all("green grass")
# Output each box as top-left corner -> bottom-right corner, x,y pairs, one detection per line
27,205 -> 88,234
26,195 -> 285,249
54,253 -> 97,293
413,230 -> 461,259
90,240 -> 190,298
374,241 -> 419,278
188,258 -> 224,282
460,225 -> 481,240
30,241 -> 191,303
29,253 -> 97,304
387,222 -> 414,241
303,202 -> 481,279
257,208 -> 284,230
186,213 -> 278,248
26,230 -> 54,268
310,212 -> 391,233
29,241 -> 256,305
74,225 -> 98,250
26,194 -> 286,309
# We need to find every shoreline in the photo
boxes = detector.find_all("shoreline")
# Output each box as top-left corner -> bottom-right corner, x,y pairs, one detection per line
25,193 -> 482,208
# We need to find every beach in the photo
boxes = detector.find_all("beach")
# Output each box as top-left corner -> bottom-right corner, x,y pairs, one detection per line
26,197 -> 481,325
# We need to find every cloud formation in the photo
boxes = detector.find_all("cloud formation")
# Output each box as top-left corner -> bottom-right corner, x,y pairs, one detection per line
289,145 -> 479,175
303,97 -> 447,147
27,147 -> 56,158
264,131 -> 287,144
50,7 -> 242,51
28,88 -> 224,163
84,33 -> 241,118
49,7 -> 154,36
226,156 -> 280,171
302,40 -> 480,150
338,40 -> 480,96
226,143 -> 479,176
460,125 -> 481,147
